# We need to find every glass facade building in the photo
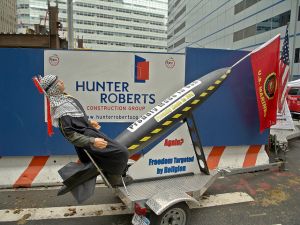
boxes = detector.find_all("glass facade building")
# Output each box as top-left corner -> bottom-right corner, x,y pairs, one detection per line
167,0 -> 300,80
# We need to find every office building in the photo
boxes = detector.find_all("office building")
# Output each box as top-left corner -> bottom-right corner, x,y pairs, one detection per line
168,0 -> 300,79
0,0 -> 17,33
17,0 -> 167,51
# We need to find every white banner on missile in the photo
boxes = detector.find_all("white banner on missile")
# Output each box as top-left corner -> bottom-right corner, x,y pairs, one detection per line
127,80 -> 202,132
154,91 -> 195,122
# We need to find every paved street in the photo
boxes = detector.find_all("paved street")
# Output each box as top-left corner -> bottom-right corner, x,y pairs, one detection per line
0,138 -> 299,225
191,137 -> 300,225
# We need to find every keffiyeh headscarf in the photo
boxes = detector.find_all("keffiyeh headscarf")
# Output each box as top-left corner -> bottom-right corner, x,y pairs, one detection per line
33,74 -> 84,136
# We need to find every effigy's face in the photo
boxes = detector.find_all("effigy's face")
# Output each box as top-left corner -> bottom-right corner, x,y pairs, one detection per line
56,79 -> 65,93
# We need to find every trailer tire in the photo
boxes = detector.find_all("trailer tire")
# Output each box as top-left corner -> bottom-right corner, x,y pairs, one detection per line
149,202 -> 190,225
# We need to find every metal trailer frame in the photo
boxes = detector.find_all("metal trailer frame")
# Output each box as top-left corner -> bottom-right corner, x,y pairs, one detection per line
82,114 -> 219,225
83,114 -> 286,225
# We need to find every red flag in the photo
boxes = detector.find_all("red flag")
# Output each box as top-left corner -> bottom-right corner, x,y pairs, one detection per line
250,35 -> 280,132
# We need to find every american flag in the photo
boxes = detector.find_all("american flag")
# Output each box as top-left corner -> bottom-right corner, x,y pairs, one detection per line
278,25 -> 290,114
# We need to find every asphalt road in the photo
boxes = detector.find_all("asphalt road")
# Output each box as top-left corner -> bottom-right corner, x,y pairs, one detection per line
0,137 -> 299,225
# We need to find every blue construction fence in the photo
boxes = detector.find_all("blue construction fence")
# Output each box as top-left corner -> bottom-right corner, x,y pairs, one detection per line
0,48 -> 268,156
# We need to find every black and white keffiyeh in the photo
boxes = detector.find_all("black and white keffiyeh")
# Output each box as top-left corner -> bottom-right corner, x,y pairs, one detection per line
40,74 -> 84,127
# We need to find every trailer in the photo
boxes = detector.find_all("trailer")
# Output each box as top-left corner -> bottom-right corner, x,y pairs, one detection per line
65,112 -> 209,225
81,115 -> 284,225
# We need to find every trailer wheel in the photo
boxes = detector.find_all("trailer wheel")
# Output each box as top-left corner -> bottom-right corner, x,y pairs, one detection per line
150,202 -> 190,225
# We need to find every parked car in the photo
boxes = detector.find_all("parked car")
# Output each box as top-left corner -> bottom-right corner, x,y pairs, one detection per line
287,85 -> 300,119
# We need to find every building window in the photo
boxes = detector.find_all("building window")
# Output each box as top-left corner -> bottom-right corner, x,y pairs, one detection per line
233,26 -> 255,42
295,48 -> 300,63
174,22 -> 185,34
233,11 -> 290,42
174,0 -> 181,7
175,5 -> 185,20
256,19 -> 271,34
167,45 -> 174,51
234,0 -> 261,15
174,37 -> 185,48
274,11 -> 290,27
234,1 -> 244,14
244,25 -> 256,38
246,0 -> 260,8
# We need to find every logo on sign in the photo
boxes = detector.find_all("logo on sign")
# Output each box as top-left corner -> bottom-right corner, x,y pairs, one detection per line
165,57 -> 175,68
49,54 -> 59,66
134,55 -> 149,83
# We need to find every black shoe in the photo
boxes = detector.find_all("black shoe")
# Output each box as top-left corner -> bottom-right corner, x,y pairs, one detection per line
106,174 -> 133,187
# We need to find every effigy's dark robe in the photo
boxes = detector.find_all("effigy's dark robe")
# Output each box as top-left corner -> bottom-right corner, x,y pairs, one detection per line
57,96 -> 129,203
59,114 -> 129,175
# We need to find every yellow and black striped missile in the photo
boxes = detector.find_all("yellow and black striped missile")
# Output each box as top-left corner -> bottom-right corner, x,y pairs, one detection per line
115,67 -> 231,157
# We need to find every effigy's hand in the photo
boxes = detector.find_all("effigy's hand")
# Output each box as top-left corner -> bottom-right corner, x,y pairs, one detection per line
94,138 -> 107,149
90,119 -> 101,130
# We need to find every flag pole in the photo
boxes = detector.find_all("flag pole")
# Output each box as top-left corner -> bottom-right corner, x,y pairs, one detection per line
230,34 -> 281,69
230,51 -> 252,69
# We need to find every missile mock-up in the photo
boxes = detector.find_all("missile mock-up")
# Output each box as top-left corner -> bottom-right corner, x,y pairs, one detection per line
57,67 -> 232,199
115,67 -> 231,157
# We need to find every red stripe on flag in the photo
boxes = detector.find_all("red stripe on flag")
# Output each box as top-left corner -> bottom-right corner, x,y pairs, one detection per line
243,145 -> 261,168
207,146 -> 225,170
13,156 -> 49,188
278,64 -> 289,113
